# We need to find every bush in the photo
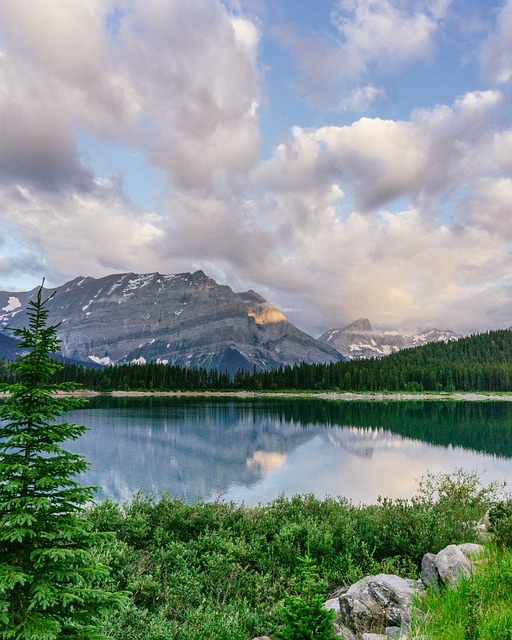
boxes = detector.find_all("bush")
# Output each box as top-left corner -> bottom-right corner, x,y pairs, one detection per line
275,554 -> 336,640
489,497 -> 512,547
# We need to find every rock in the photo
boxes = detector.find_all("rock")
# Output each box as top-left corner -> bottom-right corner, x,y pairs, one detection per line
324,596 -> 341,615
434,544 -> 473,587
251,637 -> 272,640
384,626 -> 403,638
362,634 -> 388,640
333,621 -> 358,639
338,574 -> 424,636
477,511 -> 491,538
420,552 -> 440,590
421,543 -> 483,590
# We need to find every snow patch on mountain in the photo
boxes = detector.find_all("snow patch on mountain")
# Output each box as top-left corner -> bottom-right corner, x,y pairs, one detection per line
2,296 -> 21,313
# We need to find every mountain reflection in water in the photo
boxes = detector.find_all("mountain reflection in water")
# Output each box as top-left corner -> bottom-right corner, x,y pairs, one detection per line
63,397 -> 512,505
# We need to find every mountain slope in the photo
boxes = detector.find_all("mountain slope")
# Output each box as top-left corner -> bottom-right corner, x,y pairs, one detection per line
0,271 -> 342,374
319,317 -> 461,359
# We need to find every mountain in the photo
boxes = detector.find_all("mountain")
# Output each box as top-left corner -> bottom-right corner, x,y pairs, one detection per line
318,317 -> 461,360
0,271 -> 342,374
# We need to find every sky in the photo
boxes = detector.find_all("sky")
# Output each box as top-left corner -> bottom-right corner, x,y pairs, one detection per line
1,0 -> 512,337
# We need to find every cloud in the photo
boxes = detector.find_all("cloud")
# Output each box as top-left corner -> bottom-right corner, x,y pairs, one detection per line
113,1 -> 262,190
0,0 -> 263,280
274,0 -> 450,108
468,178 -> 512,241
480,0 -> 512,84
0,181 -> 163,282
330,0 -> 444,69
251,85 -> 512,333
258,88 -> 504,214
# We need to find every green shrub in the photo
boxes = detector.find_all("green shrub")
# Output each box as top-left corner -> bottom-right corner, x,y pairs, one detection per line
275,554 -> 336,640
489,497 -> 512,547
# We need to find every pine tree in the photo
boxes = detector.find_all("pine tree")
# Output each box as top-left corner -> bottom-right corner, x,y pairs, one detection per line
0,284 -> 125,639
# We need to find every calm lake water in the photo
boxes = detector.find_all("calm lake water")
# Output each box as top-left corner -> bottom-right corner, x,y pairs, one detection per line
61,397 -> 512,505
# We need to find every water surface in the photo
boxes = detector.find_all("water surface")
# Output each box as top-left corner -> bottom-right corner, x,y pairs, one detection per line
61,397 -> 512,504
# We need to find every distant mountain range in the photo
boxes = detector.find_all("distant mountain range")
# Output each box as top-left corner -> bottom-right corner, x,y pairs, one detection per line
0,272 -> 463,372
318,318 -> 461,360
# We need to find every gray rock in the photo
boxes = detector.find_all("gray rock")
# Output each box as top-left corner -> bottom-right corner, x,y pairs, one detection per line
338,574 -> 424,636
420,552 -> 440,590
385,626 -> 402,638
362,634 -> 388,640
333,622 -> 357,640
324,596 -> 341,615
435,544 -> 473,587
251,637 -> 272,640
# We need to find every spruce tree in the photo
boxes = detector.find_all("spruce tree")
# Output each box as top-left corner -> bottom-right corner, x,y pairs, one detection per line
0,284 -> 124,639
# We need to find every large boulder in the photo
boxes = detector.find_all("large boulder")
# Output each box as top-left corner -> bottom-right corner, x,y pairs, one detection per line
420,543 -> 484,589
336,574 -> 424,636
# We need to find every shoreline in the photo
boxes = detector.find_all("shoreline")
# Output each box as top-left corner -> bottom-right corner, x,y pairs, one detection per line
5,389 -> 510,401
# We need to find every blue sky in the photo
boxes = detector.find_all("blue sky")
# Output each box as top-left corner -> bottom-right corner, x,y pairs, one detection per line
1,0 -> 512,336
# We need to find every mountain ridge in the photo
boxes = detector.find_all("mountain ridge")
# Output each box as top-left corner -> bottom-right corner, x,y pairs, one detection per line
0,271 -> 342,374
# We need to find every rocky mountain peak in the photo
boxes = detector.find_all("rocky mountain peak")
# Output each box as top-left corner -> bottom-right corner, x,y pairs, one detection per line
0,271 -> 341,374
343,318 -> 374,333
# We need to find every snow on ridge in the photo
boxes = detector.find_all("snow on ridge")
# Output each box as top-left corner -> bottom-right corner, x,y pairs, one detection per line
107,277 -> 127,296
123,274 -> 155,295
82,287 -> 104,312
2,296 -> 21,312
88,355 -> 113,366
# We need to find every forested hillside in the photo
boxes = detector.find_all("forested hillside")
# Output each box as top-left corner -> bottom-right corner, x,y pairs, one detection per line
2,329 -> 512,392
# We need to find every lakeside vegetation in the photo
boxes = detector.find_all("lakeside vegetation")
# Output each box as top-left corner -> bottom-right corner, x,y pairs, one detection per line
2,329 -> 508,393
83,473 -> 512,640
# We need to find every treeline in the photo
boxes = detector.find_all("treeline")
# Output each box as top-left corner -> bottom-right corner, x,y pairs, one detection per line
2,329 -> 512,392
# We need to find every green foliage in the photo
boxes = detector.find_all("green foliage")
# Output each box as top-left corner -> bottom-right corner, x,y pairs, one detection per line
410,547 -> 512,640
488,497 -> 512,547
0,285 -> 125,639
275,554 -> 336,640
84,471 -> 499,639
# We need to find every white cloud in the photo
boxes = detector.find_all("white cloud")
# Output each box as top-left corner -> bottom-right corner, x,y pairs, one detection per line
468,178 -> 512,241
259,87 -> 502,213
338,84 -> 388,111
330,0 -> 444,70
0,182 -> 163,281
114,0 -> 262,190
481,0 -> 512,84
274,0 -> 450,108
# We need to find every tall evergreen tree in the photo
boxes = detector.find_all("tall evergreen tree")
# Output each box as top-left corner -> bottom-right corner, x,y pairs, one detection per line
0,285 -> 124,639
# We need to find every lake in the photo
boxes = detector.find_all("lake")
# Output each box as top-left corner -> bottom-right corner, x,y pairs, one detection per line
61,396 -> 512,505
